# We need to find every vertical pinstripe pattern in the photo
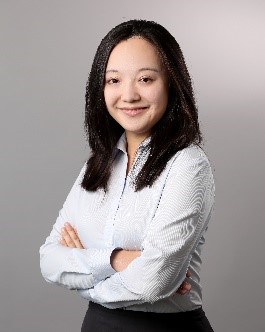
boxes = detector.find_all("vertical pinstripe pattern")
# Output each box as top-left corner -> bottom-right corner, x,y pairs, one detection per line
40,133 -> 215,313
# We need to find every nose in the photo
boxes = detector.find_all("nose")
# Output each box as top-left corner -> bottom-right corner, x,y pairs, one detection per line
121,81 -> 140,102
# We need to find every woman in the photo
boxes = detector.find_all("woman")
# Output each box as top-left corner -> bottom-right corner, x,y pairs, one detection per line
40,19 -> 215,331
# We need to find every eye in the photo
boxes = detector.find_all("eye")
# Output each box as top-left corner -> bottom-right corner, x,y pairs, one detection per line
139,76 -> 153,83
106,78 -> 119,84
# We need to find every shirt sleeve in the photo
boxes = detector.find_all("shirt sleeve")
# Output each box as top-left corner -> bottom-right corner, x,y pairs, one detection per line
77,150 -> 215,307
39,163 -> 116,290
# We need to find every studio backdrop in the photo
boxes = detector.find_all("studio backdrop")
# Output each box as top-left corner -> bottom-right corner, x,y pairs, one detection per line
1,1 -> 264,331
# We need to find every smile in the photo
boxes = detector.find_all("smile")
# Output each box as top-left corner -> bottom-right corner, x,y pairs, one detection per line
119,107 -> 149,117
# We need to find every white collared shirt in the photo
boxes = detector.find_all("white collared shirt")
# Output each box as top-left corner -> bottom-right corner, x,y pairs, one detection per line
40,133 -> 215,312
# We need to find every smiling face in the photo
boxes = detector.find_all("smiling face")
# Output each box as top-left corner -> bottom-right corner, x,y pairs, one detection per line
104,37 -> 169,142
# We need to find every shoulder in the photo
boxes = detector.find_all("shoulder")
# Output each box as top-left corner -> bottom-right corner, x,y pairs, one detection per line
165,144 -> 215,191
72,162 -> 88,188
171,144 -> 211,170
166,145 -> 215,201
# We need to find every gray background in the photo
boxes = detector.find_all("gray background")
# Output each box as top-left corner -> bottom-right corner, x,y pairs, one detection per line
1,1 -> 264,331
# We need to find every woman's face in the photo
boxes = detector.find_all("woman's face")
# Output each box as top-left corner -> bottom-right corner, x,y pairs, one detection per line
104,37 -> 169,140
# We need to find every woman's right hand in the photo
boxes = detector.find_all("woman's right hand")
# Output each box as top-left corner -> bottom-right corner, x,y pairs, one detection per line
110,249 -> 192,295
176,271 -> 192,295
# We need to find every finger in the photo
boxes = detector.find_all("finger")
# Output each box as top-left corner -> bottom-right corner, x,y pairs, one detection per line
177,288 -> 188,295
177,287 -> 191,295
61,227 -> 76,248
64,223 -> 84,249
59,237 -> 67,247
186,270 -> 191,278
184,282 -> 191,292
64,223 -> 83,248
176,282 -> 192,295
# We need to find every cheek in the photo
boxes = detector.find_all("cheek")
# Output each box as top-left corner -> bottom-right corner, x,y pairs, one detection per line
144,86 -> 168,108
104,88 -> 117,107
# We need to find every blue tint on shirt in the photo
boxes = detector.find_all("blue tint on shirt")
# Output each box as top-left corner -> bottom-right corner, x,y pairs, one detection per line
40,133 -> 215,313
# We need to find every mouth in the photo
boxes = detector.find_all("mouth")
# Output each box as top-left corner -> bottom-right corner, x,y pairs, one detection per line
118,106 -> 149,116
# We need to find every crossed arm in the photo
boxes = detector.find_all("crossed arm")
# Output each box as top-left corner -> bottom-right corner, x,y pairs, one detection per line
60,222 -> 192,295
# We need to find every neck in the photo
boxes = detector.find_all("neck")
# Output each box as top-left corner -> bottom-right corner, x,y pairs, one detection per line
125,131 -> 149,159
125,131 -> 150,175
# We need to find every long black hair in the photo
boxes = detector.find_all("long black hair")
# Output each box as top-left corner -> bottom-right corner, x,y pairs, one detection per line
81,19 -> 202,192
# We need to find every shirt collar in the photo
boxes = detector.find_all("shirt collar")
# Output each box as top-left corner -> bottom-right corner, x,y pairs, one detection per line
116,133 -> 127,154
116,132 -> 151,154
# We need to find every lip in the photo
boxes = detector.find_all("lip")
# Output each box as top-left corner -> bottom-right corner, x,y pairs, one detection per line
118,106 -> 149,117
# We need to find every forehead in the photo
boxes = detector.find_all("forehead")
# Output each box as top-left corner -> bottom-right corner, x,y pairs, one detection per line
106,37 -> 163,71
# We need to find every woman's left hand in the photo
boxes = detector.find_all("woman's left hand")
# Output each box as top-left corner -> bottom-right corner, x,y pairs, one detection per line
60,222 -> 84,249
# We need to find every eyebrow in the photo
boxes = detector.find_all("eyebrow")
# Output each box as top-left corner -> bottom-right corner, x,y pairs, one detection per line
105,67 -> 161,74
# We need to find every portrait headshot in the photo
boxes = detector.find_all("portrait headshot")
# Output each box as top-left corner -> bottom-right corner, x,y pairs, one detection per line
1,1 -> 264,331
